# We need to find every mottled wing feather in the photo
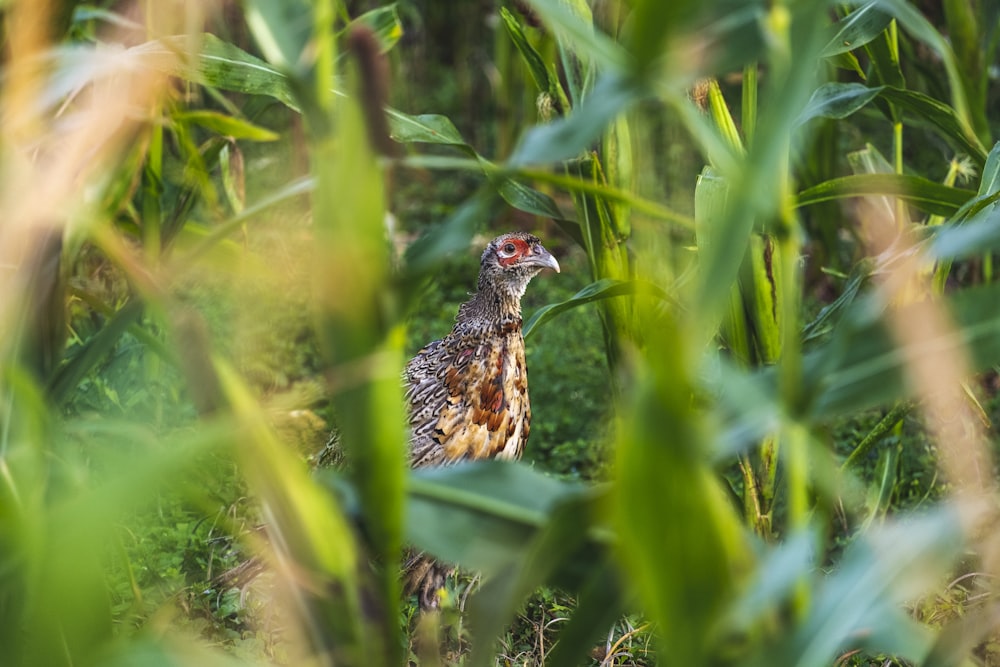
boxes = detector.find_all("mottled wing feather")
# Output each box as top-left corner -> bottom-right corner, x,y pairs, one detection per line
405,326 -> 530,468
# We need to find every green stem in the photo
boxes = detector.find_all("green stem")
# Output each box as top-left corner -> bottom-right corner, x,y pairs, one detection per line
742,63 -> 757,149
841,402 -> 911,471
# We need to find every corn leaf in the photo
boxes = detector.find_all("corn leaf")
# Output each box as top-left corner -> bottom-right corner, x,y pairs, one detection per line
796,174 -> 975,216
523,279 -> 665,339
821,2 -> 894,57
509,73 -> 642,166
499,6 -> 553,95
405,462 -> 592,574
796,83 -> 884,125
345,5 -> 403,54
173,110 -> 279,141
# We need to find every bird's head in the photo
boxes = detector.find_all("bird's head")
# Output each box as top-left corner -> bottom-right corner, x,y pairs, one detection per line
478,232 -> 560,299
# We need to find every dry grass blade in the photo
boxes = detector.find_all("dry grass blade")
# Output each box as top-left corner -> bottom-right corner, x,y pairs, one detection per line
858,199 -> 1000,567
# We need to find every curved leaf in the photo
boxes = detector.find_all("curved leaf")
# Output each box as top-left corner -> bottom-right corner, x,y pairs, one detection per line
521,0 -> 628,74
242,0 -> 312,72
139,34 -> 299,109
499,6 -> 554,96
174,110 -> 279,141
386,109 -> 468,148
808,281 -> 1000,418
495,177 -> 565,221
930,203 -> 1000,261
509,73 -> 642,167
796,174 -> 975,216
796,83 -> 884,126
822,2 -> 894,57
346,5 -> 403,54
879,87 -> 988,165
524,278 -> 665,339
405,462 -> 590,574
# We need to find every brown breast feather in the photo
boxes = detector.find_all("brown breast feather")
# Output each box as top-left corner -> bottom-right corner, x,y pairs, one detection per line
428,330 -> 528,464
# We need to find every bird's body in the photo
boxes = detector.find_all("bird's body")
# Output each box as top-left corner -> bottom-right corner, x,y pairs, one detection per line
402,231 -> 559,608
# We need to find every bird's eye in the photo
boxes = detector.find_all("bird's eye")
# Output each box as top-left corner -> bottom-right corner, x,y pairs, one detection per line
503,243 -> 516,254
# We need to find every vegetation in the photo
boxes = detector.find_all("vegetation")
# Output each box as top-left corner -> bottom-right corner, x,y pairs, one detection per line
2,1 -> 1000,666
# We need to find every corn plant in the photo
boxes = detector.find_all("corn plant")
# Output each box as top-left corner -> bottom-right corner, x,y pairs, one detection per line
3,1 -> 1000,667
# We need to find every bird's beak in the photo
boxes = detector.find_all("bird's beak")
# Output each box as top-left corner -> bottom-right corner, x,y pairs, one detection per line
527,246 -> 560,273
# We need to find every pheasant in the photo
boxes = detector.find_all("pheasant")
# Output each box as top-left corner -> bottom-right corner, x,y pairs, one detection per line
403,231 -> 559,608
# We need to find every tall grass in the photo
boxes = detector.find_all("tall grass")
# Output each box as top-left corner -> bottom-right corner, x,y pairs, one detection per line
2,1 -> 1000,666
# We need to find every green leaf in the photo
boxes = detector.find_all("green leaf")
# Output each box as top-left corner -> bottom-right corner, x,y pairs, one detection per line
541,562 -> 625,667
796,83 -> 884,125
47,301 -> 144,405
405,462 -> 590,575
878,87 -> 988,165
495,177 -> 565,221
804,281 -> 1000,417
822,2 -> 894,57
138,34 -> 300,109
765,511 -> 961,665
522,0 -> 629,74
976,141 -> 1000,197
242,0 -> 313,72
874,0 -> 976,136
524,279 -> 663,339
509,73 -> 642,166
724,531 -> 814,634
174,110 -> 279,141
801,263 -> 872,344
386,109 -> 468,147
796,174 -> 975,216
616,360 -> 751,665
385,111 -> 577,232
930,204 -> 1000,261
467,494 -> 606,667
499,6 -> 553,95
346,5 -> 403,54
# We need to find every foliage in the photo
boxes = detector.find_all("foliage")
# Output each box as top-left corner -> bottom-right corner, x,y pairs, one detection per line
3,1 -> 1000,667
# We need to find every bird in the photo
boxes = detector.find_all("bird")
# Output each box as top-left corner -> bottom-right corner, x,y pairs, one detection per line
402,231 -> 559,608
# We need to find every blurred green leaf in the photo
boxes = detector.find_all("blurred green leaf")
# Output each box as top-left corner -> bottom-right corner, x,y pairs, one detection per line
616,311 -> 751,665
140,34 -> 299,109
401,188 -> 497,277
174,111 -> 279,141
796,174 -> 975,216
822,2 -> 894,57
509,74 -> 643,166
346,4 -> 403,54
386,110 -> 576,232
541,561 -> 626,667
761,511 -> 961,665
725,531 -> 814,634
242,0 -> 313,72
405,462 -> 591,575
98,637 -> 263,667
523,0 -> 629,74
47,301 -> 144,405
931,205 -> 1000,261
467,493 -> 604,667
975,141 -> 1000,197
804,281 -> 1000,417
